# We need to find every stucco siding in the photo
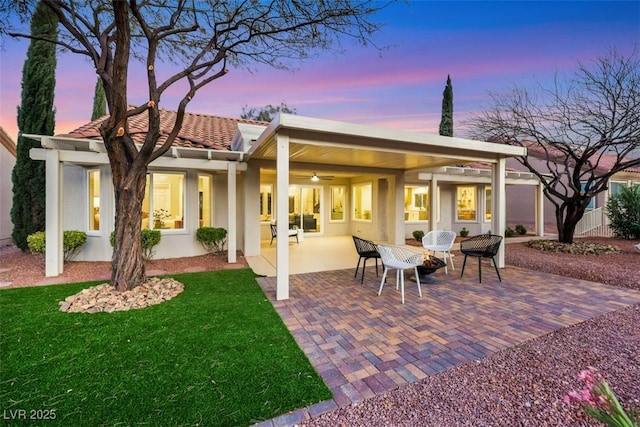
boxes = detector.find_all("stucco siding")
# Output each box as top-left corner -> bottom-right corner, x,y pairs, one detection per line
0,141 -> 16,246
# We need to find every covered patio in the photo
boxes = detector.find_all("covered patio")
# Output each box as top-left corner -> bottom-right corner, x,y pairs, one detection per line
254,256 -> 640,424
240,114 -> 528,300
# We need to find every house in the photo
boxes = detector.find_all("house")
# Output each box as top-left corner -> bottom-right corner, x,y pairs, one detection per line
26,110 -> 527,300
0,127 -> 17,247
503,145 -> 640,236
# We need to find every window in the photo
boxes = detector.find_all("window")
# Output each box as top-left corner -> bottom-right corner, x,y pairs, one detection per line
330,185 -> 345,221
142,172 -> 185,230
580,182 -> 595,210
259,184 -> 273,222
88,170 -> 100,231
456,186 -> 477,221
609,181 -> 627,197
199,175 -> 212,227
404,186 -> 429,221
288,186 -> 322,232
353,182 -> 372,221
485,187 -> 492,221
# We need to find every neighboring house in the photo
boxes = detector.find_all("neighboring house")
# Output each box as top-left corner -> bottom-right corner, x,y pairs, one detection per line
0,127 -> 17,247
27,111 -> 527,300
503,146 -> 640,236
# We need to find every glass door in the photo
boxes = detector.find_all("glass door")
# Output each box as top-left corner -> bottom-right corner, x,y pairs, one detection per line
288,186 -> 322,233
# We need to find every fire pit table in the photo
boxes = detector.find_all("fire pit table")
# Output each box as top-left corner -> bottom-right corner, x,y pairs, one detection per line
412,256 -> 447,283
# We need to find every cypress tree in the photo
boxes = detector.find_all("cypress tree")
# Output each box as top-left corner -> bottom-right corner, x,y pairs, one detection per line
438,74 -> 453,137
11,2 -> 58,250
91,77 -> 107,121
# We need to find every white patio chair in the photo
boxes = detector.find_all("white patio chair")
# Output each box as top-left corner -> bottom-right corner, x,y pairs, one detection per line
422,230 -> 457,274
376,244 -> 424,304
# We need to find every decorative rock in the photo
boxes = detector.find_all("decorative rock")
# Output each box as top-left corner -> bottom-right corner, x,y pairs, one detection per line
525,239 -> 622,255
59,277 -> 184,313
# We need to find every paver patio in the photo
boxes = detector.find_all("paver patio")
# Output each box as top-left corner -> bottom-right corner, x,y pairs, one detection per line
255,262 -> 640,426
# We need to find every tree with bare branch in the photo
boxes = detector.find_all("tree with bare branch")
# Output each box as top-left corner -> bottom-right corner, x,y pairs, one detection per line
467,49 -> 640,243
5,0 -> 387,291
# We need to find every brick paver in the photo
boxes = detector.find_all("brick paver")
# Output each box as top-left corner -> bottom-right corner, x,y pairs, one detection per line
256,262 -> 640,424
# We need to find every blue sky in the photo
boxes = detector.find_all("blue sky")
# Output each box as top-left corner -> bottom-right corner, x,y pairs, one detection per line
0,1 -> 638,142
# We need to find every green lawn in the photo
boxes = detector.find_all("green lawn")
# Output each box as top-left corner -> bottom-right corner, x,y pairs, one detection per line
0,269 -> 331,426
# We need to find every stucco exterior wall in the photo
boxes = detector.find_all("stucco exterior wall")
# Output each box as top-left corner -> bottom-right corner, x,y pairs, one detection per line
0,135 -> 16,246
61,164 -> 243,262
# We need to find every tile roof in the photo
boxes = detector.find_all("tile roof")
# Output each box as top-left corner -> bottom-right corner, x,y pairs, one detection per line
521,141 -> 640,174
60,109 -> 267,151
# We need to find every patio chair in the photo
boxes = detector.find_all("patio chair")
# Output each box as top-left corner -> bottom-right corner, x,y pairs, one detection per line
270,222 -> 299,246
459,234 -> 503,283
422,230 -> 457,274
376,244 -> 424,304
352,235 -> 382,284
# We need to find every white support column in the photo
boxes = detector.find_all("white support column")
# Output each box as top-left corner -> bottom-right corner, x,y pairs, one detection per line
429,176 -> 438,232
242,161 -> 261,256
276,131 -> 290,300
491,158 -> 507,268
536,182 -> 545,236
227,162 -> 237,263
393,172 -> 404,244
45,149 -> 63,277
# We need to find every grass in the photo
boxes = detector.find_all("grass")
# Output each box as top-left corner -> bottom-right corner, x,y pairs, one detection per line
0,269 -> 332,426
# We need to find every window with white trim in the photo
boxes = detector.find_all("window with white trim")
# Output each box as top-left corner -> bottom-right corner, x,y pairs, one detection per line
404,186 -> 429,221
88,169 -> 100,231
485,187 -> 492,221
353,182 -> 372,221
259,184 -> 273,222
456,186 -> 477,221
199,175 -> 212,227
330,185 -> 345,222
142,172 -> 185,230
580,182 -> 595,210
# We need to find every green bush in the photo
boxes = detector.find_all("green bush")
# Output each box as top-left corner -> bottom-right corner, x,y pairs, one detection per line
606,185 -> 640,239
110,229 -> 162,262
515,224 -> 527,235
459,227 -> 469,237
196,227 -> 228,255
505,227 -> 516,237
412,230 -> 425,241
26,230 -> 88,262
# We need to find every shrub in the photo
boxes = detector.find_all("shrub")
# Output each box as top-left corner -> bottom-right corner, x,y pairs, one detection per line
505,227 -> 516,237
27,230 -> 88,262
110,229 -> 161,262
412,230 -> 425,241
515,224 -> 527,235
606,185 -> 640,239
196,227 -> 228,255
459,227 -> 469,237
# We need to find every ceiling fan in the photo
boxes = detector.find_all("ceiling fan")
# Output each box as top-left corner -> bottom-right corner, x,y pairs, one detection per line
294,172 -> 334,181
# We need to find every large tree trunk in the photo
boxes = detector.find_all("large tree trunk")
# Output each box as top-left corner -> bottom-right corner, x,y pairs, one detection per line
556,202 -> 585,244
111,165 -> 147,292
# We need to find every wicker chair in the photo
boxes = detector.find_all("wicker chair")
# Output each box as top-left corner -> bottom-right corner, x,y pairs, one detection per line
459,234 -> 503,283
376,244 -> 424,304
352,236 -> 382,284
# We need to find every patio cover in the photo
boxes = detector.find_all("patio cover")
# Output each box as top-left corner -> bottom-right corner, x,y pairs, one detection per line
243,114 -> 527,300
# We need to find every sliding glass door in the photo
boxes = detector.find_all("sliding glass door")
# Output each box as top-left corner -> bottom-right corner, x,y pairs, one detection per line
288,186 -> 322,233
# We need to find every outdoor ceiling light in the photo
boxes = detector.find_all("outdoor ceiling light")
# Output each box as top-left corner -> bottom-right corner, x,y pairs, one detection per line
311,172 -> 319,182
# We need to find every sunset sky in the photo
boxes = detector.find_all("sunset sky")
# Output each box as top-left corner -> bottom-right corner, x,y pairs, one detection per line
1,1 -> 638,143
